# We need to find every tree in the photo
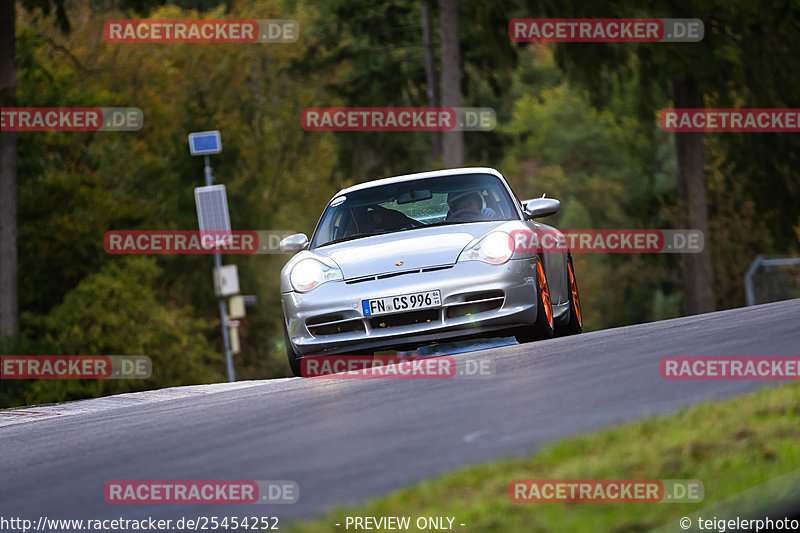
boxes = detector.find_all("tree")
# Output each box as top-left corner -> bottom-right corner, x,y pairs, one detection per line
502,44 -> 678,328
540,0 -> 797,315
1,0 -> 71,339
9,1 -> 342,387
293,0 -> 518,178
671,77 -> 713,314
0,0 -> 17,338
2,257 -> 223,407
420,1 -> 440,160
439,0 -> 463,167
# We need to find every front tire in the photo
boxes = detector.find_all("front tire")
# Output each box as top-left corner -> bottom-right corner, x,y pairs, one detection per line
555,255 -> 583,337
515,256 -> 554,344
283,322 -> 303,377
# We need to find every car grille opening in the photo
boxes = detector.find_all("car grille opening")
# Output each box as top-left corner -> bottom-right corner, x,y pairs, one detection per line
345,276 -> 376,285
345,265 -> 454,285
370,309 -> 439,329
306,314 -> 366,336
422,265 -> 453,273
377,269 -> 419,280
445,290 -> 505,319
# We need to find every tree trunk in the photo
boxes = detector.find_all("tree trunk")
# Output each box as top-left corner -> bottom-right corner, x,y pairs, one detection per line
421,1 -> 440,161
0,0 -> 18,338
672,77 -> 715,315
439,0 -> 463,167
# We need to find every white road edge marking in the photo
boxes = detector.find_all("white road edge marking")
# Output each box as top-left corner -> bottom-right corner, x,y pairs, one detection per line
462,429 -> 490,443
0,380 -> 286,428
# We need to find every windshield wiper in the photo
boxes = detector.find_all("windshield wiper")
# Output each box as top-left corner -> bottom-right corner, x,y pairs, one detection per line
317,231 -> 393,248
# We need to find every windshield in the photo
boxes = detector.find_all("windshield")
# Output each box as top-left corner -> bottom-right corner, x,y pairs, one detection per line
311,174 -> 520,248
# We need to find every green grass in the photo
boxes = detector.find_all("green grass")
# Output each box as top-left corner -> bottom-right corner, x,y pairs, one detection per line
288,383 -> 800,532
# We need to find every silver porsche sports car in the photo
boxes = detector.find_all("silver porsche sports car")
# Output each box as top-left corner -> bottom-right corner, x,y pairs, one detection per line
279,167 -> 582,376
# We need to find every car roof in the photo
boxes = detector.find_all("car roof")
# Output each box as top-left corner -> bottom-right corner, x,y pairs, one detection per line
334,167 -> 506,197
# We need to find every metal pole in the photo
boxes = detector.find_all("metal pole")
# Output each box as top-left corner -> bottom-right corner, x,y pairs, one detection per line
204,155 -> 212,185
744,255 -> 763,307
218,293 -> 235,382
205,155 -> 235,382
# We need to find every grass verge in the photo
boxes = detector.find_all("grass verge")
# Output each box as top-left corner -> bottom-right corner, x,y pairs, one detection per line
288,382 -> 800,532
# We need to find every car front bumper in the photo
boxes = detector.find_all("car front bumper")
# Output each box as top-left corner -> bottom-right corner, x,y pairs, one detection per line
281,258 -> 546,355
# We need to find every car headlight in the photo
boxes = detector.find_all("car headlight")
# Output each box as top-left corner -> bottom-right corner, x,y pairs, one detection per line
290,258 -> 343,292
458,231 -> 513,264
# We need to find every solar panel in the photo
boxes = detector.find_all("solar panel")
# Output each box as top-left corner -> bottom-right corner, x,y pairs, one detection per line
188,131 -> 222,155
195,185 -> 232,247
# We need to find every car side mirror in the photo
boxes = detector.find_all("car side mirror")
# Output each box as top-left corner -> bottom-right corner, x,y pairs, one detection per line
523,198 -> 560,219
279,233 -> 309,253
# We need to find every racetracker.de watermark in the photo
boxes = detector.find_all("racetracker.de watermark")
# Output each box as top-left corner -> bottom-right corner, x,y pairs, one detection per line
660,357 -> 800,380
509,18 -> 703,42
508,228 -> 703,253
509,479 -> 704,503
104,480 -> 298,504
301,107 -> 496,131
659,109 -> 800,132
103,19 -> 298,43
1,356 -> 151,379
1,108 -> 142,131
103,230 -> 295,254
300,355 -> 495,379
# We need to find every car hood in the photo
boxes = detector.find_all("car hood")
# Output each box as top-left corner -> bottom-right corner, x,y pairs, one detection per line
313,221 -> 508,279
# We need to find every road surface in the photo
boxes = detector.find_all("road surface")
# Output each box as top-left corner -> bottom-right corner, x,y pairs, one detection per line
1,299 -> 799,528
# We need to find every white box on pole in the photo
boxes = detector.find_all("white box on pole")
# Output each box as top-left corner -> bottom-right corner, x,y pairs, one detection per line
213,265 -> 240,297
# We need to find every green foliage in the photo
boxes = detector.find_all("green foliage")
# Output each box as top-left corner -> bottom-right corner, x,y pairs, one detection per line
294,0 -> 521,178
501,46 -> 678,328
5,0 -> 798,407
2,257 -> 222,407
537,0 -> 800,307
10,1 -> 339,403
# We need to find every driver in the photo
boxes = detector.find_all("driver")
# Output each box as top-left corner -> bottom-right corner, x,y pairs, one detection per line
446,191 -> 496,221
362,205 -> 418,232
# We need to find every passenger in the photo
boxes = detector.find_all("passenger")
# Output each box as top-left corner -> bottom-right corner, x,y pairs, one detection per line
446,191 -> 496,221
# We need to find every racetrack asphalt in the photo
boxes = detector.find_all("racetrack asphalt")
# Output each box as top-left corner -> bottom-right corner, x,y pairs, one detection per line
1,299 -> 799,528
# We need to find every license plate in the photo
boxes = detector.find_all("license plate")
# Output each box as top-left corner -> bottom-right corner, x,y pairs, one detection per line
362,290 -> 441,317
